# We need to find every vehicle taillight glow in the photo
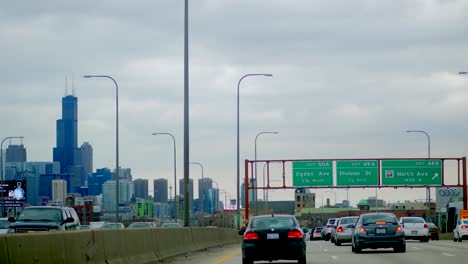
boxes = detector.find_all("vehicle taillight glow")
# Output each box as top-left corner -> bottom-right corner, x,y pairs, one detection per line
461,225 -> 468,229
423,224 -> 428,229
244,232 -> 259,240
359,228 -> 365,233
288,230 -> 303,239
396,226 -> 403,232
327,225 -> 331,228
337,227 -> 343,233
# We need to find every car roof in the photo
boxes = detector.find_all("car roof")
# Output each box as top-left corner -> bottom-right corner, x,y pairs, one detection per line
251,214 -> 295,219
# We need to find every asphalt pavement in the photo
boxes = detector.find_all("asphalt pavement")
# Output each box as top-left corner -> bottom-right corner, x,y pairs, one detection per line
164,239 -> 468,264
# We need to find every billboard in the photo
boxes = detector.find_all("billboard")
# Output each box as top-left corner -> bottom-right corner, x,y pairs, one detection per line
0,180 -> 27,202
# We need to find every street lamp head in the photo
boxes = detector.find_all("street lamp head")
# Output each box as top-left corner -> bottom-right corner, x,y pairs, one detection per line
83,75 -> 93,78
263,74 -> 273,77
151,133 -> 159,136
459,71 -> 468,75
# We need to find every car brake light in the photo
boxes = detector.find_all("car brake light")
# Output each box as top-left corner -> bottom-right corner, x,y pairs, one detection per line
337,227 -> 343,233
396,226 -> 403,232
244,232 -> 259,240
461,225 -> 468,229
288,230 -> 303,239
359,228 -> 365,233
434,228 -> 438,232
327,225 -> 331,228
423,224 -> 428,229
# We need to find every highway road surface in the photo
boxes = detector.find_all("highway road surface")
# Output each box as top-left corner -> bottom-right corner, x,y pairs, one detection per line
165,240 -> 468,264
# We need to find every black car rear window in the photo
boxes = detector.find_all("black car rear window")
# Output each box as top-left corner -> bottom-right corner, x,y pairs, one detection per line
362,214 -> 398,225
252,217 -> 295,229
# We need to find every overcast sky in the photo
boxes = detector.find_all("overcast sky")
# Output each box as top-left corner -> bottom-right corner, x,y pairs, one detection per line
1,0 -> 468,206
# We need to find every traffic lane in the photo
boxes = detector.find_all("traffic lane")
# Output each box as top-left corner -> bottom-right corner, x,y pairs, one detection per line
164,240 -> 468,264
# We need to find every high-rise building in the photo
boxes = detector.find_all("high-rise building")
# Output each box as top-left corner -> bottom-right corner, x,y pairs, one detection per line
179,178 -> 193,213
204,188 -> 219,214
6,144 -> 27,162
88,168 -> 113,196
52,179 -> 67,203
102,179 -> 134,212
113,167 -> 132,181
153,178 -> 168,203
80,142 -> 93,181
198,178 -> 213,212
53,94 -> 82,192
241,178 -> 257,208
39,174 -> 71,199
134,179 -> 149,199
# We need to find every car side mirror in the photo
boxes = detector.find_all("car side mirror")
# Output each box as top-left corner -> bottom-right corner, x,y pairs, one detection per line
8,217 -> 15,223
61,217 -> 74,225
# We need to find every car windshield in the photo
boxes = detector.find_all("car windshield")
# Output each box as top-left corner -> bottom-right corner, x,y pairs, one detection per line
340,218 -> 358,225
0,220 -> 10,229
362,214 -> 397,225
402,218 -> 424,223
17,208 -> 62,222
251,217 -> 295,229
101,223 -> 123,229
128,222 -> 152,228
315,227 -> 322,231
161,222 -> 181,227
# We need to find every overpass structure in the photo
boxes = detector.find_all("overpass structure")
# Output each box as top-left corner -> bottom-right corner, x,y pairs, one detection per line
0,227 -> 239,263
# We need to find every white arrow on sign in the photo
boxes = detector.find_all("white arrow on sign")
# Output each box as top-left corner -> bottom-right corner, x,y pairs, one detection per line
432,173 -> 439,180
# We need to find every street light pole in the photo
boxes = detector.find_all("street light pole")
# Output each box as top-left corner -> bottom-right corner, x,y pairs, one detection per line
83,75 -> 120,221
255,131 -> 278,203
152,132 -> 177,222
1,136 -> 24,217
406,129 -> 431,221
190,162 -> 204,214
236,73 -> 272,228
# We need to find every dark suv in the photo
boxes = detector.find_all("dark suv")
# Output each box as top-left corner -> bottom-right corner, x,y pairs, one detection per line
8,206 -> 80,233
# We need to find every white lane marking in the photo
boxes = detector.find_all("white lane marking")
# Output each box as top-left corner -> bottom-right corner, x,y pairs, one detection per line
442,253 -> 455,257
331,256 -> 338,260
412,247 -> 420,250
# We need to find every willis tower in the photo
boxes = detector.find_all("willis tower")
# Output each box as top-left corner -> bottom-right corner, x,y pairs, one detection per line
53,94 -> 82,193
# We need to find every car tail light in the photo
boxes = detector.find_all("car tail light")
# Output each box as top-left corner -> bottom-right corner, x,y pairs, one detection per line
396,226 -> 403,232
244,232 -> 259,240
434,227 -> 438,232
423,224 -> 428,229
402,224 -> 405,228
288,230 -> 303,239
337,227 -> 343,233
461,225 -> 468,229
327,225 -> 331,228
359,228 -> 366,233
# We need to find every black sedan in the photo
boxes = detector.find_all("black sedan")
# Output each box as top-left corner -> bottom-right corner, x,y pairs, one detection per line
352,212 -> 406,253
240,214 -> 306,264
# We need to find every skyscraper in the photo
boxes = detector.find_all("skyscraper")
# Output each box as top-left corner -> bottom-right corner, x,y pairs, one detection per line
102,179 -> 134,212
6,144 -> 27,162
52,179 -> 67,203
113,167 -> 132,181
88,168 -> 113,196
153,178 -> 168,203
134,179 -> 149,199
53,95 -> 82,192
80,142 -> 93,180
179,178 -> 193,212
198,178 -> 212,213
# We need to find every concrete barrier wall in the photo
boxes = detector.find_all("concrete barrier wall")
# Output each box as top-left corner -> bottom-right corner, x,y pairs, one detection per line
0,227 -> 239,264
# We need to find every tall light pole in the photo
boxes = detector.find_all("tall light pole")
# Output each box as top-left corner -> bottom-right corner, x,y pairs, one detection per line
190,162 -> 204,214
183,0 -> 190,227
83,75 -> 120,221
255,131 -> 278,203
236,73 -> 272,228
152,132 -> 177,222
406,129 -> 431,221
1,136 -> 24,217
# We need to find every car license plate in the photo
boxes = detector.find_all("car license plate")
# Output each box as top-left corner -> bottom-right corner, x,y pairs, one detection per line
411,230 -> 418,234
267,233 -> 279,239
376,228 -> 386,234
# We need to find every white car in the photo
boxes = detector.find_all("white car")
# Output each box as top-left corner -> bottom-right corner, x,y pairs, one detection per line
399,216 -> 429,242
453,218 -> 468,242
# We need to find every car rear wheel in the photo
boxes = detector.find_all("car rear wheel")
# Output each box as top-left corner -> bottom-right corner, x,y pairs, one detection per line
458,237 -> 462,242
242,257 -> 253,264
394,242 -> 406,253
335,240 -> 341,246
298,255 -> 306,264
352,241 -> 361,254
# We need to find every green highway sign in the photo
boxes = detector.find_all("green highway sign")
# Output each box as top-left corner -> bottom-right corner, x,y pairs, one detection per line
381,160 -> 442,186
336,160 -> 379,186
292,161 -> 333,187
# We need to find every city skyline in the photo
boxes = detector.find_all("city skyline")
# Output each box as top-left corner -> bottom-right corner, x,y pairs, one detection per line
1,1 -> 467,206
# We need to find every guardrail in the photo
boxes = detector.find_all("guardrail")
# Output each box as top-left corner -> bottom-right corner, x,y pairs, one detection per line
0,227 -> 240,264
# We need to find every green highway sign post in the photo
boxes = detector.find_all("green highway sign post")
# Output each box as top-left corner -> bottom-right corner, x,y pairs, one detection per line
381,160 -> 442,186
292,161 -> 333,187
336,160 -> 379,186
